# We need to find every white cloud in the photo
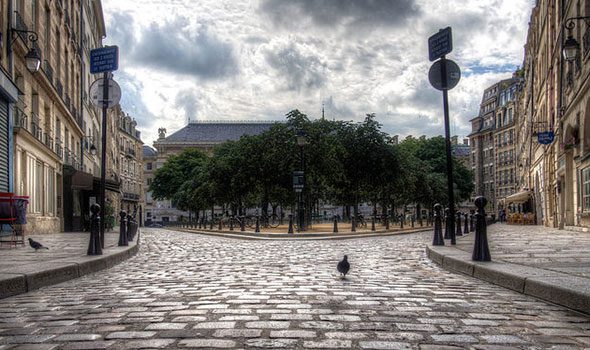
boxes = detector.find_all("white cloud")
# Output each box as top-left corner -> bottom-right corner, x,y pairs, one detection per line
103,0 -> 532,145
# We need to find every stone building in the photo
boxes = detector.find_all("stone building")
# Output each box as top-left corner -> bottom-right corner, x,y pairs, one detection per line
115,106 -> 143,219
1,0 -> 106,233
469,77 -> 520,214
144,121 -> 276,225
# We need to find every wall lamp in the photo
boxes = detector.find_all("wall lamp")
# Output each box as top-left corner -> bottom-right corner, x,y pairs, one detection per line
11,28 -> 41,73
562,16 -> 590,62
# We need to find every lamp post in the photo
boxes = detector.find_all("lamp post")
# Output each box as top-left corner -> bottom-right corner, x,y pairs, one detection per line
562,17 -> 590,62
10,29 -> 41,73
297,130 -> 307,231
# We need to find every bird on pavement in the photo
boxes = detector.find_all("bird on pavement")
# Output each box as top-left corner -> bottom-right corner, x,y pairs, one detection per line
28,238 -> 49,251
337,255 -> 350,279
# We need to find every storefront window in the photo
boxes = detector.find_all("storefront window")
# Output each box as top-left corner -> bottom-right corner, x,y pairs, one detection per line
583,168 -> 590,212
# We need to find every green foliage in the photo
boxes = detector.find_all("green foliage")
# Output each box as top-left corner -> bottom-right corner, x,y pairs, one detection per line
151,110 -> 475,214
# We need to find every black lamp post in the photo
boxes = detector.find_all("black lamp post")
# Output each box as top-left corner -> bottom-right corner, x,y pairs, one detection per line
297,130 -> 307,231
562,17 -> 590,62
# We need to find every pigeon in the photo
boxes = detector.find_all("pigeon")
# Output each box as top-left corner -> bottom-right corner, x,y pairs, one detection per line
337,255 -> 350,279
28,238 -> 49,251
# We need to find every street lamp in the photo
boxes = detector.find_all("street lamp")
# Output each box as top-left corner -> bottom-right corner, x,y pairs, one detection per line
296,130 -> 307,231
11,29 -> 41,73
562,16 -> 590,62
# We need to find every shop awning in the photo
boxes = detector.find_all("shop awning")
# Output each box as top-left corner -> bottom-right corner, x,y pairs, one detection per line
71,171 -> 94,190
505,190 -> 533,203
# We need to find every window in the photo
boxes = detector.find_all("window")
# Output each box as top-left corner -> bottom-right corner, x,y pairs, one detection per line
583,168 -> 590,211
147,162 -> 152,170
46,167 -> 55,215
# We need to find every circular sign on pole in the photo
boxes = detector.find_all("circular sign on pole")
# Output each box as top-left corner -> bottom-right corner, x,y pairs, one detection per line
89,78 -> 121,109
428,59 -> 461,91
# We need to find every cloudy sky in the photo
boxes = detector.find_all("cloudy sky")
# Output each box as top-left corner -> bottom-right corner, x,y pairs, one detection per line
102,0 -> 534,146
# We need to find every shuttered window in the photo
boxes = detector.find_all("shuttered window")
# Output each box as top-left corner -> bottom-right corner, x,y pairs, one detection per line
0,99 -> 9,192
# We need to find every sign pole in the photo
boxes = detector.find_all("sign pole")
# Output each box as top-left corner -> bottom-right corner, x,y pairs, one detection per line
440,56 -> 456,245
99,71 -> 109,248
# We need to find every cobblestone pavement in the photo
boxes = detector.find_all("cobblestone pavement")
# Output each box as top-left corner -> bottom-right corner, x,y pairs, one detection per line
1,228 -> 590,349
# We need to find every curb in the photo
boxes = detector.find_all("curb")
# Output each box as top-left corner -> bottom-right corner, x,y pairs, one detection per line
169,226 -> 432,241
0,239 -> 139,299
426,245 -> 590,315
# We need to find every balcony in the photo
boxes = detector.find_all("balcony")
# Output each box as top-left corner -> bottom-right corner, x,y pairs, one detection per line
126,147 -> 136,158
55,138 -> 63,159
43,133 -> 54,151
43,60 -> 54,85
56,80 -> 63,98
12,106 -> 27,129
65,94 -> 71,110
123,192 -> 141,201
31,113 -> 43,142
64,147 -> 71,165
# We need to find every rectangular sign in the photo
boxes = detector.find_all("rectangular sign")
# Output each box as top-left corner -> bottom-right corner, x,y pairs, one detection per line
537,131 -> 555,145
428,27 -> 452,61
90,46 -> 119,74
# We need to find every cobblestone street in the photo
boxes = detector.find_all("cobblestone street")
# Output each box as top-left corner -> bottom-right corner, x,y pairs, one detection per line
1,228 -> 590,349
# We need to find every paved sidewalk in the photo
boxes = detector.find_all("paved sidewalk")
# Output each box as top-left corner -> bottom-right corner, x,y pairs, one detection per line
0,231 -> 139,299
427,223 -> 590,315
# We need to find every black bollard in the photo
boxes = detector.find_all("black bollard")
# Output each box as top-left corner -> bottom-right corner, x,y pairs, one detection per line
371,216 -> 376,231
240,216 -> 245,232
333,215 -> 338,233
210,218 -> 214,230
88,204 -> 102,255
444,208 -> 451,239
464,212 -> 469,234
118,211 -> 128,246
456,211 -> 463,236
472,196 -> 491,261
351,215 -> 356,232
255,216 -> 260,233
288,214 -> 294,234
229,216 -> 234,231
470,211 -> 475,232
411,215 -> 415,228
400,215 -> 404,229
432,204 -> 444,246
385,214 -> 390,230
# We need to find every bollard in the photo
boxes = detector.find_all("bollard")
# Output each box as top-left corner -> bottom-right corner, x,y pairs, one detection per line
351,215 -> 356,232
432,204 -> 444,246
288,214 -> 294,234
333,215 -> 338,233
385,214 -> 390,230
464,212 -> 469,234
218,218 -> 222,231
118,211 -> 128,246
240,216 -> 245,232
411,215 -> 415,228
88,204 -> 103,255
400,215 -> 404,229
210,218 -> 214,230
229,216 -> 234,231
127,215 -> 138,241
444,208 -> 451,239
456,211 -> 463,236
255,216 -> 260,233
472,196 -> 491,261
371,216 -> 376,231
470,211 -> 475,232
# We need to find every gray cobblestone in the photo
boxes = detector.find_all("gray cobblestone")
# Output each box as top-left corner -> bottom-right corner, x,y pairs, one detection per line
1,227 -> 590,349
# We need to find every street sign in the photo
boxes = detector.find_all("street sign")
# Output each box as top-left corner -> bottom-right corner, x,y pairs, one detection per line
293,171 -> 304,193
428,59 -> 461,91
428,27 -> 453,62
537,131 -> 555,144
90,46 -> 119,74
89,78 -> 121,109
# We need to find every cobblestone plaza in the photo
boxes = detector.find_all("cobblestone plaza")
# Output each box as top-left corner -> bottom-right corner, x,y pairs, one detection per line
1,226 -> 590,349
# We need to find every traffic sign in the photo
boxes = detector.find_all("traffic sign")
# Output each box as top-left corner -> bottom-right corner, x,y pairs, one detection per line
90,46 -> 119,74
89,78 -> 121,109
428,27 -> 452,62
537,131 -> 555,144
428,59 -> 461,91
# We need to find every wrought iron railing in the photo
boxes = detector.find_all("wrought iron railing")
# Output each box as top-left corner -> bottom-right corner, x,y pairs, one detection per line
65,94 -> 71,110
56,80 -> 63,98
14,11 -> 28,43
43,60 -> 54,85
64,147 -> 71,165
55,138 -> 63,159
31,112 -> 43,141
43,133 -> 54,151
12,106 -> 27,129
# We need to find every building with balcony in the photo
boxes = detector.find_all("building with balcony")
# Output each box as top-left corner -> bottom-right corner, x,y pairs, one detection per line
1,0 -> 107,233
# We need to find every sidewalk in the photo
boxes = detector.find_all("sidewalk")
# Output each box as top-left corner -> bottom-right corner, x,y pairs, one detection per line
427,223 -> 590,315
0,231 -> 139,299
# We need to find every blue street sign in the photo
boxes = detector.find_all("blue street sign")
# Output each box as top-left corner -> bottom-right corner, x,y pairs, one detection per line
537,131 -> 555,144
428,27 -> 453,62
90,46 -> 119,74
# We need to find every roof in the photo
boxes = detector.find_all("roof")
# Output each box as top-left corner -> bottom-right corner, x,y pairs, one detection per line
162,122 -> 278,143
143,146 -> 157,157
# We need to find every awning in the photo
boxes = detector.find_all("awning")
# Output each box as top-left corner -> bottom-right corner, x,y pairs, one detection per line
71,171 -> 94,190
93,177 -> 121,193
505,190 -> 533,203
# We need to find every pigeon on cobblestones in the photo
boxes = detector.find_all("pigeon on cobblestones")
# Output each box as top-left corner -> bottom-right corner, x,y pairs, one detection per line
28,238 -> 49,251
337,255 -> 350,279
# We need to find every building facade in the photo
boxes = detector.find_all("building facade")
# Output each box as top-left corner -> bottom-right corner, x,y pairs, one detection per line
144,121 -> 276,225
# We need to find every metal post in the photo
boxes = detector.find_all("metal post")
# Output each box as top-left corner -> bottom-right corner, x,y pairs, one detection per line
288,214 -> 294,234
385,214 -> 389,230
441,56 -> 456,245
400,214 -> 404,229
351,215 -> 356,232
333,215 -> 338,233
99,72 -> 109,249
444,208 -> 451,239
432,204 -> 444,246
88,204 -> 102,255
456,211 -> 462,236
118,210 -> 128,246
371,216 -> 376,231
255,216 -> 260,233
240,216 -> 245,232
472,196 -> 491,261
464,212 -> 469,234
229,216 -> 234,231
299,143 -> 306,232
